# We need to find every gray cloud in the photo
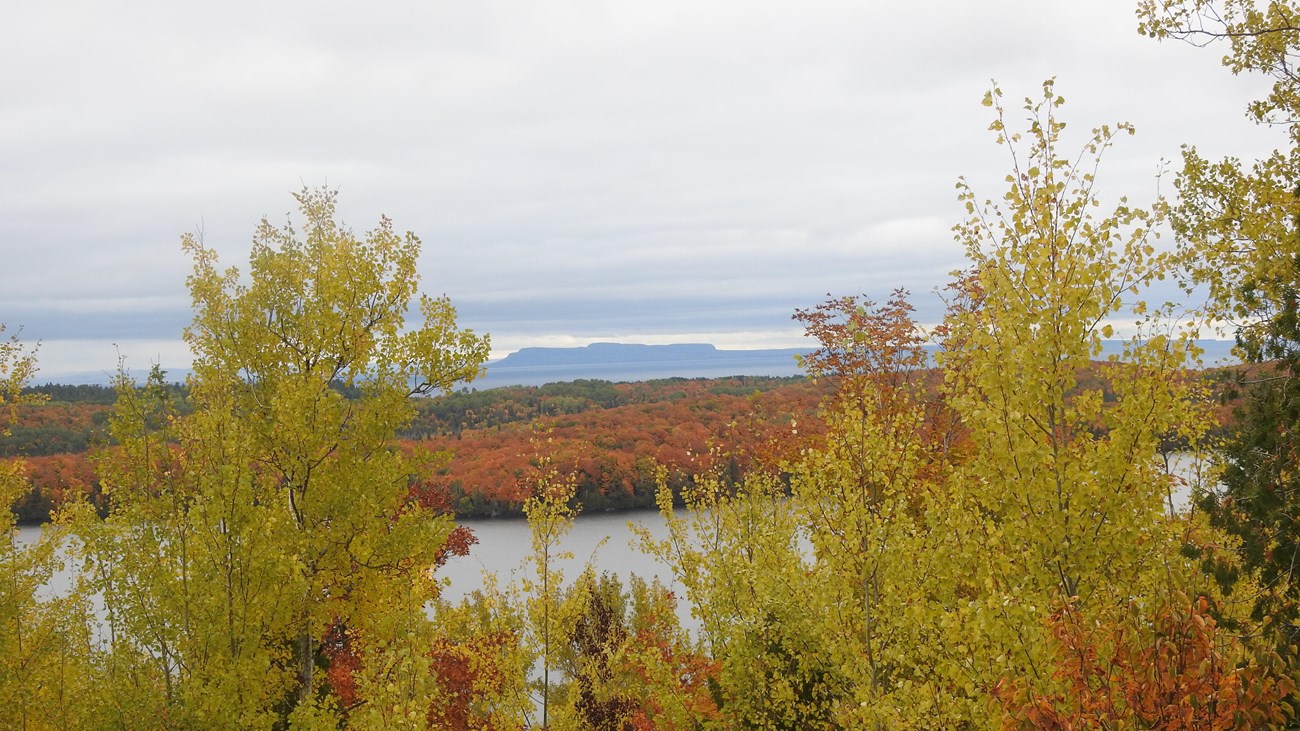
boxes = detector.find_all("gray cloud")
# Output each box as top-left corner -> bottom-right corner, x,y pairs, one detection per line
0,0 -> 1283,380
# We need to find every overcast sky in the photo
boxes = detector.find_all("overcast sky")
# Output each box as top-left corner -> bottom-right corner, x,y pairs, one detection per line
0,0 -> 1284,382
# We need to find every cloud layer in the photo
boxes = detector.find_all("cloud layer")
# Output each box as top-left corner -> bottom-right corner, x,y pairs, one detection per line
0,0 -> 1281,381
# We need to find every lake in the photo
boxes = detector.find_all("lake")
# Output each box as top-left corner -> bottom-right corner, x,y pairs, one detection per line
437,509 -> 682,602
14,452 -> 1206,625
15,508 -> 685,609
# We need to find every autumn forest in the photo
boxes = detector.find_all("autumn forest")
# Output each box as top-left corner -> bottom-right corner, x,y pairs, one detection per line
7,3 -> 1300,729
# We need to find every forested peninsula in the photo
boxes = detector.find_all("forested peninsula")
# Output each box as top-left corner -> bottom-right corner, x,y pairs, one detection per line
4,375 -> 827,523
1,364 -> 1245,525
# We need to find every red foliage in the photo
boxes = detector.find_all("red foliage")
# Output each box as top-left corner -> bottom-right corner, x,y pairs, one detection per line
321,622 -> 520,729
319,621 -> 362,713
437,526 -> 478,567
406,478 -> 480,566
793,289 -> 930,386
425,631 -> 518,731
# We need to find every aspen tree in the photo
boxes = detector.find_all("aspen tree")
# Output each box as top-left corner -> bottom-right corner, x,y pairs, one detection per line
926,81 -> 1224,725
518,457 -> 580,730
0,328 -> 97,731
788,293 -> 963,728
644,84 -> 1234,729
78,188 -> 489,729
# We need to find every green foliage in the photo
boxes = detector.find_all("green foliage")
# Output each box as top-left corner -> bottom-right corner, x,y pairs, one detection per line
0,425 -> 94,457
1207,363 -> 1300,642
25,382 -> 176,406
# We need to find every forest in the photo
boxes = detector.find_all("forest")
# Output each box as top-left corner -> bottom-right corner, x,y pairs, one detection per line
0,367 -> 1247,526
2,375 -> 828,523
5,2 -> 1300,728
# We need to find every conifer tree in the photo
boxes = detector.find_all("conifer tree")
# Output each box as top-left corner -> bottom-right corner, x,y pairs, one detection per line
1139,0 -> 1300,658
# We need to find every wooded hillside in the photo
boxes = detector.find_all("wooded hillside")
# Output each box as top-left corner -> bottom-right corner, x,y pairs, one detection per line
4,376 -> 827,523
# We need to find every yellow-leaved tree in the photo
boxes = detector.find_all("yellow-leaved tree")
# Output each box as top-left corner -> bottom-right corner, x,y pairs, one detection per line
644,466 -> 835,729
1136,0 -> 1300,345
0,327 -> 98,731
788,291 -> 963,729
75,188 -> 490,729
643,82 -> 1256,729
927,80 -> 1234,726
518,455 -> 581,730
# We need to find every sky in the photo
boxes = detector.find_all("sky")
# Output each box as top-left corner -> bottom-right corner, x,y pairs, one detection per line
0,0 -> 1285,383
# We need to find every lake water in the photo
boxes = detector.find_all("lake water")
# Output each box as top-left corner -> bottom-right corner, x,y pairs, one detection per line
470,357 -> 806,390
15,508 -> 685,609
438,509 -> 682,602
14,452 -> 1207,621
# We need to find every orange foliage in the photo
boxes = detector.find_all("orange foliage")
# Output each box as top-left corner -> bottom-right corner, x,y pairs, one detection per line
414,378 -> 828,515
994,594 -> 1297,730
319,622 -> 362,713
20,453 -> 95,501
621,629 -> 721,730
13,366 -> 1240,522
5,452 -> 100,522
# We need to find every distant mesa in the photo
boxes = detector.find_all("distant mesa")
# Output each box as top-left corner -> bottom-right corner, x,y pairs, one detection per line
465,339 -> 1241,391
31,339 -> 1242,389
472,342 -> 812,389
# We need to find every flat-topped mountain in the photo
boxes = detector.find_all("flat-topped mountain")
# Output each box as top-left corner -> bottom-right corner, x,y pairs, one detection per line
475,343 -> 811,389
493,342 -> 807,368
471,339 -> 1241,390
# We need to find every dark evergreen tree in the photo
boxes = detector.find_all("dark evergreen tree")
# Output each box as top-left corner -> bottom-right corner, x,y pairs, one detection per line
1202,252 -> 1300,653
